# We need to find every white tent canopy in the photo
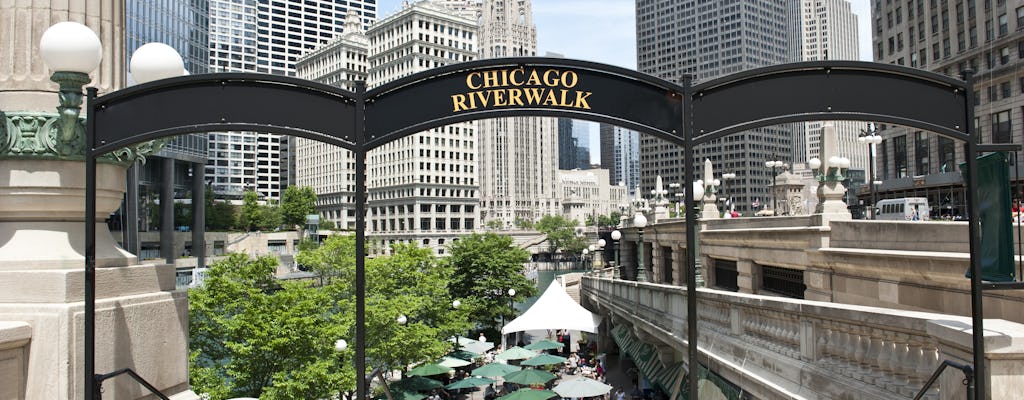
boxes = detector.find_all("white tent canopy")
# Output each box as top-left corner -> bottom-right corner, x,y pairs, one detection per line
501,280 -> 602,334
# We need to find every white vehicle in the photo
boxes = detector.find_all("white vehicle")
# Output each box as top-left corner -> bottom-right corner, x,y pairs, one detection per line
875,198 -> 930,221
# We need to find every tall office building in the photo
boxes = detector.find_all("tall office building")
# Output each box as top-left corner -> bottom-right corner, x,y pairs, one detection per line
476,0 -> 561,228
298,2 -> 479,253
635,0 -> 798,213
558,119 -> 592,170
205,0 -> 376,200
799,1 -> 865,184
599,124 -> 640,198
870,0 -> 1024,216
125,0 -> 209,249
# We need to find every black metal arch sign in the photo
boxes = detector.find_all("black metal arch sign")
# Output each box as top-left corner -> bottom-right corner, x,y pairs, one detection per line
82,57 -> 984,400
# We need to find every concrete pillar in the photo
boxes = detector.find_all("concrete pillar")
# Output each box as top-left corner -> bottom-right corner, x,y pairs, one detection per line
672,247 -> 684,286
651,245 -> 663,283
928,319 -> 1024,400
737,260 -> 759,294
191,162 -> 206,269
804,268 -> 833,302
124,162 -> 140,257
161,157 -> 175,265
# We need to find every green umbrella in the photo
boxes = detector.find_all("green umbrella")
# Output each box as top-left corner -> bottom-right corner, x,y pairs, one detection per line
449,349 -> 481,361
408,362 -> 454,377
552,377 -> 613,398
438,356 -> 472,368
393,376 -> 444,391
382,389 -> 427,400
501,388 -> 558,400
445,376 -> 496,390
523,340 -> 563,351
502,368 -> 557,385
494,346 -> 537,361
471,363 -> 521,377
521,353 -> 568,367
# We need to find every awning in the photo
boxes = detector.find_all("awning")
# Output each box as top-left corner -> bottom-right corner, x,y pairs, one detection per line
611,325 -> 686,399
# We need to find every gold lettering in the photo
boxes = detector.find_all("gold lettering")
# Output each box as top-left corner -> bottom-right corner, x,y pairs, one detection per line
509,68 -> 525,86
542,69 -> 560,87
561,71 -> 578,88
475,90 -> 492,107
466,72 -> 482,90
526,70 -> 542,86
467,90 -> 478,109
558,89 -> 573,107
574,91 -> 593,109
493,89 -> 507,106
482,70 -> 500,88
508,88 -> 524,105
543,90 -> 559,106
452,94 -> 469,112
524,88 -> 544,104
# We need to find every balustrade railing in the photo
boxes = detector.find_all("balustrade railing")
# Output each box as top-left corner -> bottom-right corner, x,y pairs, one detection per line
581,276 -> 967,399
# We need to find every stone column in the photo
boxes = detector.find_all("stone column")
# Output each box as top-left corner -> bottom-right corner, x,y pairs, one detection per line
0,2 -> 196,398
650,245 -> 663,283
928,319 -> 1024,400
737,260 -> 759,294
672,247 -> 684,286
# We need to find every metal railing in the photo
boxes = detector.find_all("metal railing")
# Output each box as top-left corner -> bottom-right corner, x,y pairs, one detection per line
95,368 -> 170,400
913,360 -> 974,400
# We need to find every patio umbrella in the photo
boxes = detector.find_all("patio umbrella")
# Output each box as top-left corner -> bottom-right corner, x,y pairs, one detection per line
552,377 -> 613,398
445,376 -> 496,390
523,340 -> 563,351
408,362 -> 454,377
521,353 -> 567,367
462,340 -> 496,354
449,349 -> 481,361
382,389 -> 427,400
471,362 -> 521,377
438,356 -> 472,368
502,368 -> 557,386
494,346 -> 536,361
393,376 -> 444,392
501,388 -> 558,400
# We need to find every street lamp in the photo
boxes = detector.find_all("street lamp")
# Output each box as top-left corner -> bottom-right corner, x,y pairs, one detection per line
582,248 -> 589,269
633,212 -> 648,282
764,156 -> 786,216
503,288 -> 516,350
611,230 -> 621,279
721,172 -> 736,212
858,123 -> 883,219
597,239 -> 606,269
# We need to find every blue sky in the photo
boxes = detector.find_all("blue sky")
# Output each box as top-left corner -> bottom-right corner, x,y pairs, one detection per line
374,0 -> 874,160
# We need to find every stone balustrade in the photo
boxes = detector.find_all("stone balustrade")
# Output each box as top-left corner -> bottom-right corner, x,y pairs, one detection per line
581,275 -> 1024,399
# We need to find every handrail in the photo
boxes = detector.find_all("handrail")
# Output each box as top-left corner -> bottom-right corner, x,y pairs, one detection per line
913,360 -> 974,400
95,368 -> 170,400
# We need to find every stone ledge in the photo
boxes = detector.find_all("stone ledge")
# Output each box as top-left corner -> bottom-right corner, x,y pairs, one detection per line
0,320 -> 31,350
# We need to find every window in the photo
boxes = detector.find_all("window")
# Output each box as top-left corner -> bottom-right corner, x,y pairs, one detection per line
915,132 -> 930,174
1017,6 -> 1024,28
762,265 -> 806,299
1001,46 -> 1010,64
712,259 -> 739,292
999,14 -> 1008,36
894,135 -> 908,178
938,137 -> 956,172
992,110 -> 1012,143
1002,81 -> 1012,98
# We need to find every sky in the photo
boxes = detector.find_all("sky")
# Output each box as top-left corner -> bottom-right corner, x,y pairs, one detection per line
374,0 -> 875,160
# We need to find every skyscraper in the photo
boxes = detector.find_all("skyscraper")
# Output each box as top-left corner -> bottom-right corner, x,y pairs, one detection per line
297,2 -> 479,254
635,0 -> 798,213
870,0 -> 1024,215
599,123 -> 639,197
125,0 -> 209,249
205,0 -> 376,200
476,0 -> 562,228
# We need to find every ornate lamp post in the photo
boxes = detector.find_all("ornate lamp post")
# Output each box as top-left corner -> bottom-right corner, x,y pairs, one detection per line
722,172 -> 736,212
858,123 -> 882,219
582,248 -> 589,269
764,156 -> 786,216
597,239 -> 606,269
504,288 -> 516,349
633,212 -> 648,282
611,230 -> 621,279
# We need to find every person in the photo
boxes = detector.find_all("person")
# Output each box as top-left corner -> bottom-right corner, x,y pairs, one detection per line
484,384 -> 496,400
911,204 -> 920,221
479,333 -> 487,343
731,209 -> 739,218
615,388 -> 626,400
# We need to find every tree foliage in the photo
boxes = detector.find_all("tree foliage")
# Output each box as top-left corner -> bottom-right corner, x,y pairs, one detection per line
281,186 -> 318,229
444,233 -> 536,332
534,215 -> 588,254
189,254 -> 352,400
205,184 -> 238,231
238,190 -> 282,231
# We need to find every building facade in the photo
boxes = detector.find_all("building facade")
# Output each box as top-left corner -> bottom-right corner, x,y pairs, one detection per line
599,123 -> 640,198
557,169 -> 629,224
476,0 -> 563,229
870,0 -> 1024,217
205,0 -> 377,200
635,0 -> 799,214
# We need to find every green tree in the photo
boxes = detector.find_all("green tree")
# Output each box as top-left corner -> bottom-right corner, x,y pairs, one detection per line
205,185 -> 238,231
486,219 -> 503,230
189,254 -> 352,399
239,191 -> 282,231
174,202 -> 191,229
513,217 -> 533,229
281,186 -> 318,229
294,234 -> 356,284
535,215 -> 588,255
444,233 -> 536,332
597,212 -> 622,228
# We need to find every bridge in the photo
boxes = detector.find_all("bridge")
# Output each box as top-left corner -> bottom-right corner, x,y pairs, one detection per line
580,215 -> 1024,399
